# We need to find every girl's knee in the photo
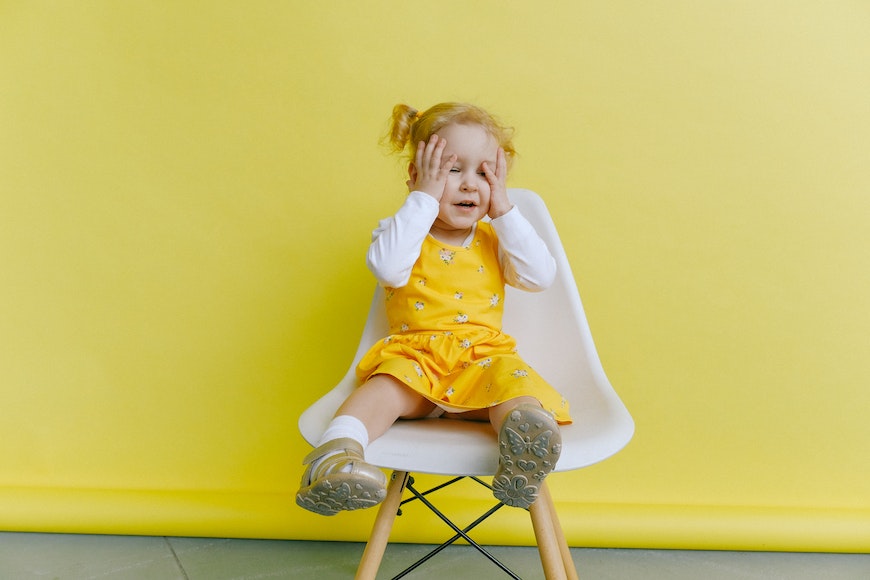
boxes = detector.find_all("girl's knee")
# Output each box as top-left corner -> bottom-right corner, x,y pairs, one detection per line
488,396 -> 542,429
494,396 -> 541,414
363,375 -> 435,418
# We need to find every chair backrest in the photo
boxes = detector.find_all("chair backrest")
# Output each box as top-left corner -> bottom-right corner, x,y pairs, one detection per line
299,189 -> 633,476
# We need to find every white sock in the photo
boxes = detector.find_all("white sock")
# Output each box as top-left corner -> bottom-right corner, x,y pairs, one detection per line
311,415 -> 370,475
317,415 -> 370,449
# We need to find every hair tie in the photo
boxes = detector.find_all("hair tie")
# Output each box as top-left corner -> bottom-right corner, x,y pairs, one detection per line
414,110 -> 423,120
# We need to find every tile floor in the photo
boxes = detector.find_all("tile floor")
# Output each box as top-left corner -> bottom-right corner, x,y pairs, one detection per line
0,532 -> 868,579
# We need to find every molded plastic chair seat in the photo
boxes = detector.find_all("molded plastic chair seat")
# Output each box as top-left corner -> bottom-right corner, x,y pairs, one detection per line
299,189 -> 633,579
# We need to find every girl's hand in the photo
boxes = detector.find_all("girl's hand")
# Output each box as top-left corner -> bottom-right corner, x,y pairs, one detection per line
408,134 -> 456,201
483,147 -> 512,219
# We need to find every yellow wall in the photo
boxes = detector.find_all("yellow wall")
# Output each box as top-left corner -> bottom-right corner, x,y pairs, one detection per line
1,1 -> 868,551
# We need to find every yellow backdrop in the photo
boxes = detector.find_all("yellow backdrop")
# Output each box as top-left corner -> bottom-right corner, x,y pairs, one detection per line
1,1 -> 868,552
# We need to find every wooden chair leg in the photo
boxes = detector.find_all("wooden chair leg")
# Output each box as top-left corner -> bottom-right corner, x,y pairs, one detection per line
529,480 -> 568,580
356,470 -> 409,580
540,481 -> 579,580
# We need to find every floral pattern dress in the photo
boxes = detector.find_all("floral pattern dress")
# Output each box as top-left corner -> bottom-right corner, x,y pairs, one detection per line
356,221 -> 571,424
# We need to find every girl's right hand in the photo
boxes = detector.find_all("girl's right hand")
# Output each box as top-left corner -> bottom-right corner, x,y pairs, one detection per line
408,134 -> 456,201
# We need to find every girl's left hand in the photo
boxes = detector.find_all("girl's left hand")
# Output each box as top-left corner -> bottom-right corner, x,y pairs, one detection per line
482,147 -> 512,219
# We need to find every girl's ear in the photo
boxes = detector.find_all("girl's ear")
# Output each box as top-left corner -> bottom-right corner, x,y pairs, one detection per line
407,162 -> 417,191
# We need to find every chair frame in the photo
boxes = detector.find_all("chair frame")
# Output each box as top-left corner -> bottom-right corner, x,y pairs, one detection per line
357,472 -> 578,579
299,189 -> 633,580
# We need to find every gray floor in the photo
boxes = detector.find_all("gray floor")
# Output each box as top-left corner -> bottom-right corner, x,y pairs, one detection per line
0,533 -> 867,579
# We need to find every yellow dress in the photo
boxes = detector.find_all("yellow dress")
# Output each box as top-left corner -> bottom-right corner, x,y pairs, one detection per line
356,222 -> 571,423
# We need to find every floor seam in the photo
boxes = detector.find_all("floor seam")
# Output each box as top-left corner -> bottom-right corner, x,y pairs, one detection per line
164,537 -> 191,580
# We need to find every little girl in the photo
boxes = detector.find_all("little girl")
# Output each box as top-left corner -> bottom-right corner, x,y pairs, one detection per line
297,102 -> 571,516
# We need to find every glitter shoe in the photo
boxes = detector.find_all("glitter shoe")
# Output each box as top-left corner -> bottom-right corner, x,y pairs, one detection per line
492,404 -> 562,509
296,437 -> 387,516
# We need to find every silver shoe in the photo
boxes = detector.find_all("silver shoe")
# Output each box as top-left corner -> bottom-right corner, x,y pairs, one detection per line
492,404 -> 562,509
296,437 -> 387,516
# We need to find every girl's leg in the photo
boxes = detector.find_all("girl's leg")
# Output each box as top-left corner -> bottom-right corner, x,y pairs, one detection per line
335,374 -> 436,442
487,396 -> 542,432
297,375 -> 435,516
488,397 -> 562,509
444,396 -> 546,427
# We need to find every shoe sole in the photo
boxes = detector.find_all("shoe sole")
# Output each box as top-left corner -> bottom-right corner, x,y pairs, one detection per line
296,472 -> 387,516
493,405 -> 562,509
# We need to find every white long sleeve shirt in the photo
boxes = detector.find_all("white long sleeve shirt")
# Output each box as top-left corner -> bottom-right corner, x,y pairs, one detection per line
366,191 -> 556,291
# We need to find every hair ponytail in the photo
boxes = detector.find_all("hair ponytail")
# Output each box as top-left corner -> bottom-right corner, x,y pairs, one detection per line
384,104 -> 419,154
383,102 -> 517,169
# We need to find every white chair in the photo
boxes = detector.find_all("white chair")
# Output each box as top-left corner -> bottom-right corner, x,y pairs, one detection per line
298,189 -> 634,579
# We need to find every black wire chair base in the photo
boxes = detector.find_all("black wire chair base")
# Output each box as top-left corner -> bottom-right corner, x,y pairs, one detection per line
389,475 -> 522,580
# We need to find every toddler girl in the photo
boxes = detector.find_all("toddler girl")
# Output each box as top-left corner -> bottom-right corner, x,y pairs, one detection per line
297,102 -> 571,516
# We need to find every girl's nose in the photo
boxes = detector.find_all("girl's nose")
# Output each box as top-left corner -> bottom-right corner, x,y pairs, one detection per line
460,176 -> 478,191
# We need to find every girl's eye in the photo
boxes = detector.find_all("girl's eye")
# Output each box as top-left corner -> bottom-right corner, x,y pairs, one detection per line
449,168 -> 460,173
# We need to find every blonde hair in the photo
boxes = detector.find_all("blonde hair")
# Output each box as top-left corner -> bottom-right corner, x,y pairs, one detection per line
384,102 -> 517,169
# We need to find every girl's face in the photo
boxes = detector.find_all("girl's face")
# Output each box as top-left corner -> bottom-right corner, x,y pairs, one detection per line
429,123 -> 499,241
